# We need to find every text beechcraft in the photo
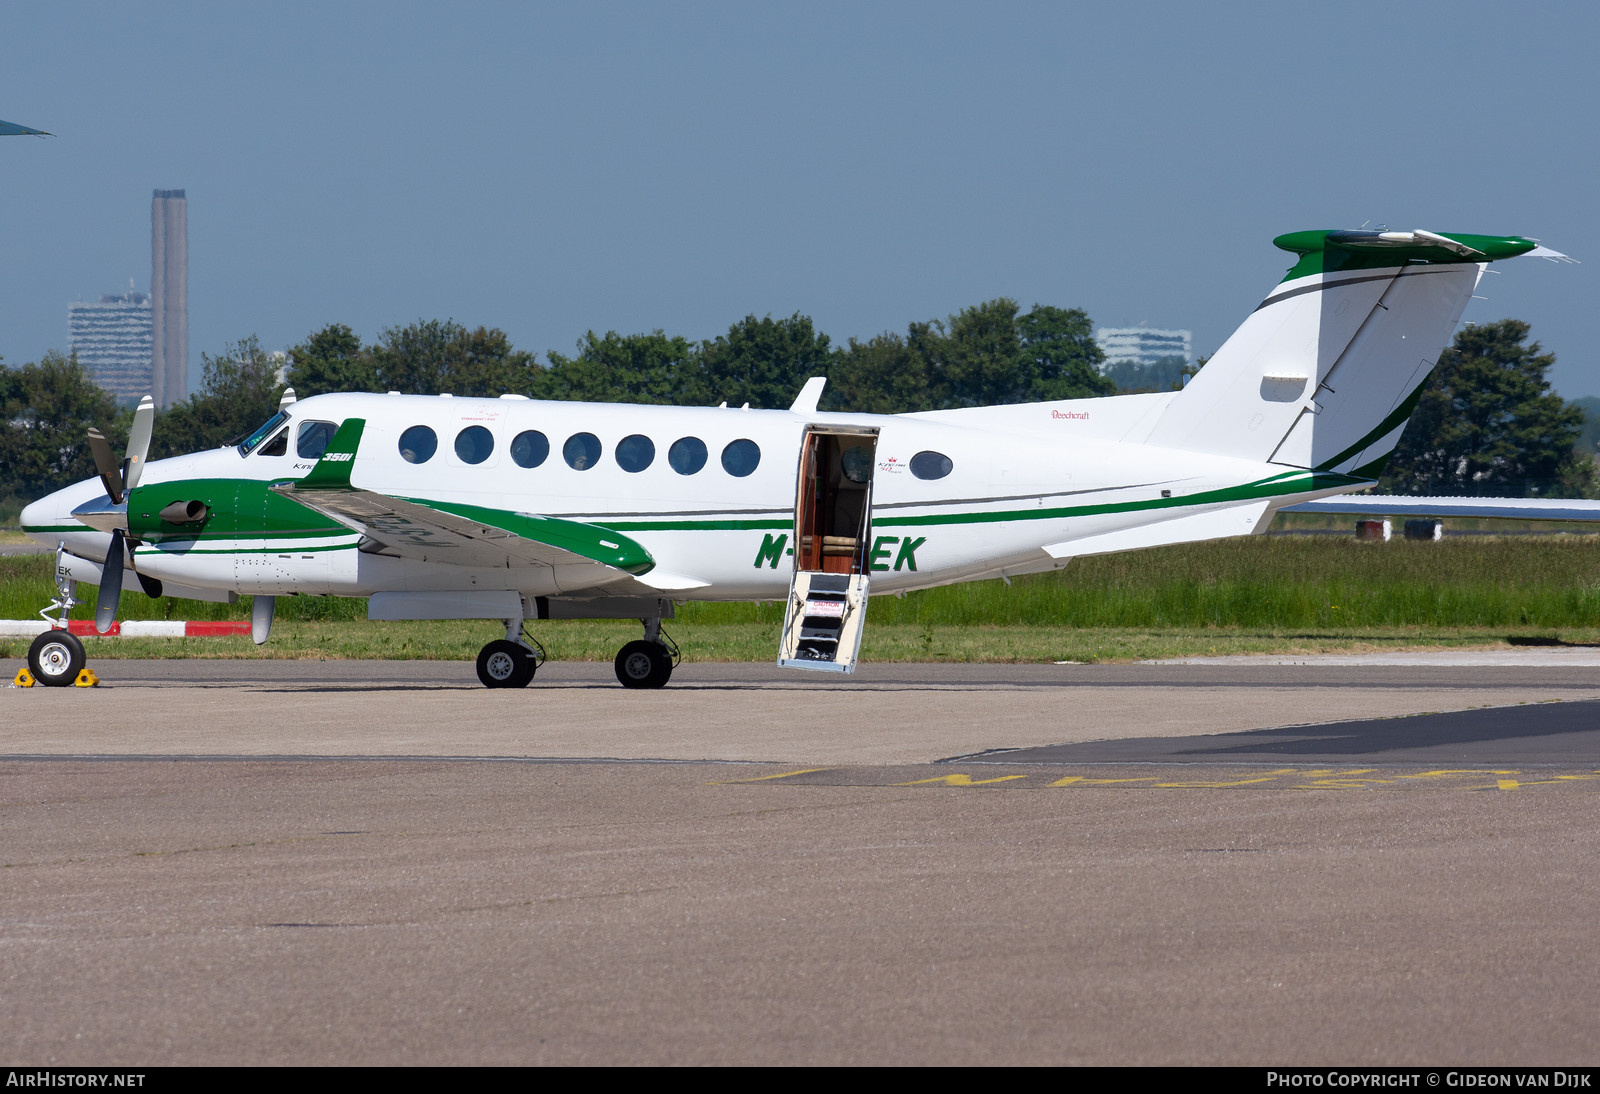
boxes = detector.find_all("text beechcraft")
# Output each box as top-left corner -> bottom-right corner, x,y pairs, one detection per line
20,229 -> 1569,688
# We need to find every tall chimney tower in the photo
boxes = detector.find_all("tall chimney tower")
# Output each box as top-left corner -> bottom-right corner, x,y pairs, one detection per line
150,189 -> 188,407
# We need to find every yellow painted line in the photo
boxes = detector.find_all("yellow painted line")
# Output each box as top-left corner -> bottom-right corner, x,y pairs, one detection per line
1049,776 -> 1158,787
1154,777 -> 1280,788
1295,778 -> 1397,790
1495,774 -> 1600,791
1396,768 -> 1520,780
711,768 -> 833,784
893,774 -> 1029,787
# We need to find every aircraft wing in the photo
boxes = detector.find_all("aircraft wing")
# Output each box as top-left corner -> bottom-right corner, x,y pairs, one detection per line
1283,496 -> 1600,522
270,417 -> 658,578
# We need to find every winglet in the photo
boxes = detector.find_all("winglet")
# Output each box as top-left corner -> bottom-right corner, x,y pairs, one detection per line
790,376 -> 827,414
296,418 -> 366,488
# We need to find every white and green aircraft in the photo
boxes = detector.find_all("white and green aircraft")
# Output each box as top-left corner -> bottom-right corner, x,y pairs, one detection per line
19,228 -> 1566,688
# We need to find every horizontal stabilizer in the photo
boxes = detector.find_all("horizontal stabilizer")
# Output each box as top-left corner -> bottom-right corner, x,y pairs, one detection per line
1285,496 -> 1600,522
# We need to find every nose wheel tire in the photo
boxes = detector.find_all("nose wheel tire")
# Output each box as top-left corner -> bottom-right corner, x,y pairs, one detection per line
29,631 -> 86,688
476,640 -> 537,689
614,640 -> 673,689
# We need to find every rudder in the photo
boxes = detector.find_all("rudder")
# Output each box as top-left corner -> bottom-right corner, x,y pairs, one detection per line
1146,230 -> 1541,475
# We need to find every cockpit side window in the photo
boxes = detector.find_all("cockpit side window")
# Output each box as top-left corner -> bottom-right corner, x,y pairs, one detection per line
239,411 -> 290,456
259,429 -> 289,457
297,420 -> 338,460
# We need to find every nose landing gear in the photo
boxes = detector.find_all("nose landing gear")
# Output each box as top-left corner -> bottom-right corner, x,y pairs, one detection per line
25,542 -> 91,688
27,630 -> 86,687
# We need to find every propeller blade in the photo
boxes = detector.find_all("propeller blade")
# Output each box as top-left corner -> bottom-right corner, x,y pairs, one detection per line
95,529 -> 125,634
123,395 -> 155,492
86,427 -> 124,503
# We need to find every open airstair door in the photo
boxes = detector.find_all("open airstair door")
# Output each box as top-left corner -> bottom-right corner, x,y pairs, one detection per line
778,426 -> 879,673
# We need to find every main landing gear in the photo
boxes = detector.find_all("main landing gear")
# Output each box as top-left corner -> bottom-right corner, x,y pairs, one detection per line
614,614 -> 678,684
613,616 -> 679,689
472,607 -> 678,690
475,619 -> 545,689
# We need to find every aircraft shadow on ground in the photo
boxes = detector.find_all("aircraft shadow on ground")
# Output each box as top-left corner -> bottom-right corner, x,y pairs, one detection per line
1171,699 -> 1600,758
999,699 -> 1600,763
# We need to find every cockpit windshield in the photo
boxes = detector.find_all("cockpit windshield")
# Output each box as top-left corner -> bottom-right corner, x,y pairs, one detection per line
238,410 -> 290,457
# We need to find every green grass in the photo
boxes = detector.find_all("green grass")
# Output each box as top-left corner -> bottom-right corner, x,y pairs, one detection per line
5,535 -> 1600,662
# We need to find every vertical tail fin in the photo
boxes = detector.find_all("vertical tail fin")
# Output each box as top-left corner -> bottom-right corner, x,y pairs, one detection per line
1146,230 -> 1542,477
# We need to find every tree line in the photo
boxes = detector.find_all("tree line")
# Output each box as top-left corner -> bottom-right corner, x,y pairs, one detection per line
1,303 -> 1594,521
283,300 -> 1112,412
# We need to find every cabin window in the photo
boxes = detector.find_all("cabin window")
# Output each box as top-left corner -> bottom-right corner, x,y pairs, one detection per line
840,444 -> 873,484
239,411 -> 289,456
455,425 -> 494,465
259,429 -> 288,457
563,432 -> 602,470
910,450 -> 953,480
297,420 -> 337,460
668,437 -> 707,475
510,430 -> 549,468
616,434 -> 655,473
721,438 -> 760,477
399,425 -> 438,464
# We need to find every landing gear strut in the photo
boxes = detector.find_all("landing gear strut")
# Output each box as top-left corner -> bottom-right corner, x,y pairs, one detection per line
29,543 -> 88,688
614,616 -> 678,689
475,617 -> 544,689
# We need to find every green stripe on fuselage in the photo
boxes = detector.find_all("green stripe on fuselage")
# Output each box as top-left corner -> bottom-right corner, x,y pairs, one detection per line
117,468 -> 1366,560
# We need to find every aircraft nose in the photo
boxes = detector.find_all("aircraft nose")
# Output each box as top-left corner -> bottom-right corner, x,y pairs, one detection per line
20,489 -> 74,545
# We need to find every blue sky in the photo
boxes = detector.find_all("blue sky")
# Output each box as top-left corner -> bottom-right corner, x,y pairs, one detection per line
3,1 -> 1597,397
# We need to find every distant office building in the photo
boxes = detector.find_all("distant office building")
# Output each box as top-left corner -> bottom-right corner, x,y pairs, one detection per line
1095,327 -> 1192,369
151,188 -> 188,407
68,290 -> 154,404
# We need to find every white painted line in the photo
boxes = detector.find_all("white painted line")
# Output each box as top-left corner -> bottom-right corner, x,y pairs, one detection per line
120,621 -> 188,637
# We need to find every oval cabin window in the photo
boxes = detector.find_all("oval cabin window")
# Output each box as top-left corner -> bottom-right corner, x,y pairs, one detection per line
563,432 -> 602,471
909,450 -> 953,480
841,444 -> 873,484
615,434 -> 655,473
455,425 -> 494,465
668,437 -> 707,475
399,425 -> 438,464
510,430 -> 549,468
720,438 -> 760,478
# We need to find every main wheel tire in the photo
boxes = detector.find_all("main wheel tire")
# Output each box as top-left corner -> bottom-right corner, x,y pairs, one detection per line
614,640 -> 672,689
476,640 -> 536,689
29,630 -> 85,687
